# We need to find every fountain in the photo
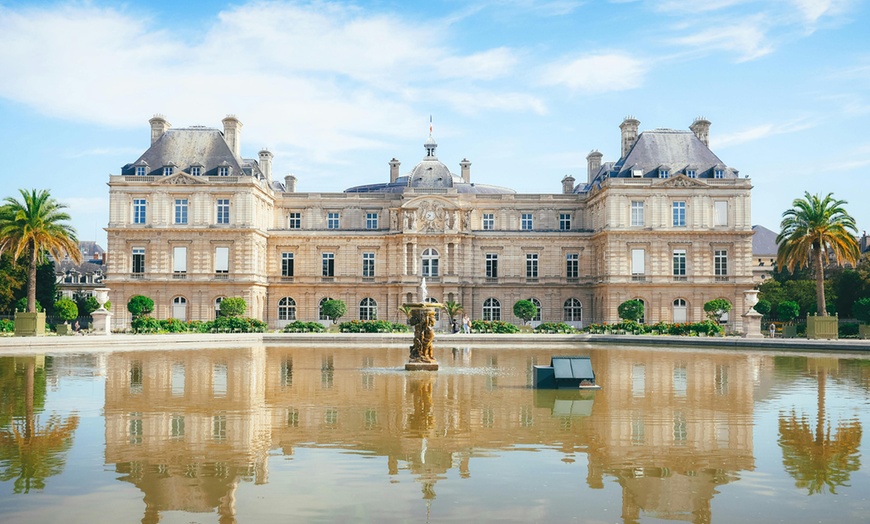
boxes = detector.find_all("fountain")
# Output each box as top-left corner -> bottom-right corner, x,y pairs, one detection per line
404,278 -> 440,371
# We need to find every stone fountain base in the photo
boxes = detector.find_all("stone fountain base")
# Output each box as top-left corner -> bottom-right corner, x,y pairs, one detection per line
405,362 -> 439,371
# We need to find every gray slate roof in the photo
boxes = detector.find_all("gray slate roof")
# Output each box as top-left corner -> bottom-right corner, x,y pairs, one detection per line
752,225 -> 779,256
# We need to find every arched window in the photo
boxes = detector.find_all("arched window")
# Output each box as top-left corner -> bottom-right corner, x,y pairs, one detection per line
527,298 -> 542,322
319,297 -> 334,321
214,296 -> 226,318
563,298 -> 582,322
172,296 -> 187,321
359,298 -> 377,320
425,297 -> 441,321
633,298 -> 647,324
673,298 -> 687,323
421,248 -> 439,277
483,298 -> 501,321
279,297 -> 297,321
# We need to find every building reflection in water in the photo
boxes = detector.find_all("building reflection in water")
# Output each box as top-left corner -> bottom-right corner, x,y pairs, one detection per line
101,346 -> 774,523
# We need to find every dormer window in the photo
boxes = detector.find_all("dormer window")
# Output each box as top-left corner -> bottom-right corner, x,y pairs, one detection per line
190,166 -> 201,176
217,166 -> 230,177
659,168 -> 669,178
163,165 -> 175,176
714,169 -> 724,179
136,166 -> 146,176
631,168 -> 643,177
686,169 -> 696,178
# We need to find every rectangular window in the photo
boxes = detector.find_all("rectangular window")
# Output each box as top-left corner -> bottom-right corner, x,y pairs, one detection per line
485,253 -> 498,279
631,248 -> 645,279
673,201 -> 686,227
281,252 -> 294,277
217,166 -> 229,176
173,246 -> 187,274
135,166 -> 146,176
362,252 -> 375,277
365,212 -> 378,230
673,249 -> 686,278
631,201 -> 644,226
327,212 -> 340,230
132,247 -> 145,274
174,199 -> 188,225
322,252 -> 334,277
559,213 -> 571,231
715,250 -> 728,278
714,169 -> 724,179
659,168 -> 669,178
714,201 -> 728,226
163,166 -> 174,176
215,247 -> 229,274
566,253 -> 579,279
133,199 -> 146,224
521,213 -> 533,231
686,169 -> 696,178
190,166 -> 201,176
288,212 -> 301,229
482,213 -> 494,230
216,199 -> 230,224
526,253 -> 538,279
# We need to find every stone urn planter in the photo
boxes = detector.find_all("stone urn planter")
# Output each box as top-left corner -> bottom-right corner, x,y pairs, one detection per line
14,311 -> 46,337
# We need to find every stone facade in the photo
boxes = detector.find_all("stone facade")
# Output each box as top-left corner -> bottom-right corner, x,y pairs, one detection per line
106,115 -> 754,332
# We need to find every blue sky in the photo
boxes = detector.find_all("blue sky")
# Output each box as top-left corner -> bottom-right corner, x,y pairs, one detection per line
1,0 -> 869,248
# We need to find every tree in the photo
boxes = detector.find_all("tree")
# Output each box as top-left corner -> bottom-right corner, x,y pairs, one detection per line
0,189 -> 81,313
778,300 -> 800,325
321,299 -> 347,324
618,299 -> 644,322
776,192 -> 860,317
513,300 -> 537,325
852,297 -> 870,324
126,295 -> 154,319
442,300 -> 463,323
754,299 -> 772,317
704,299 -> 732,323
218,297 -> 247,317
54,298 -> 78,324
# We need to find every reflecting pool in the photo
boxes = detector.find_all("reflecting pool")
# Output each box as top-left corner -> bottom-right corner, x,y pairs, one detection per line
1,345 -> 869,523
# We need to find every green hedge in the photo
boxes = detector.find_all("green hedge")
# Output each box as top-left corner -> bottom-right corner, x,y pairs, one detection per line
471,320 -> 520,333
283,321 -> 326,333
130,316 -> 267,334
338,320 -> 409,333
534,322 -> 577,334
0,318 -> 14,333
584,319 -> 723,336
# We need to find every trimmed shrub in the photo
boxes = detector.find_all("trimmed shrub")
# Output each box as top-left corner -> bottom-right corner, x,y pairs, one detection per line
219,297 -> 247,317
131,316 -> 160,333
127,295 -> 154,319
0,318 -> 14,332
54,298 -> 79,323
617,300 -> 644,322
339,320 -> 408,333
283,321 -> 326,333
471,320 -> 520,333
322,299 -> 347,324
534,322 -> 577,334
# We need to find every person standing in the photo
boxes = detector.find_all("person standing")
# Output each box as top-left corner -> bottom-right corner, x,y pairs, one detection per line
462,313 -> 471,334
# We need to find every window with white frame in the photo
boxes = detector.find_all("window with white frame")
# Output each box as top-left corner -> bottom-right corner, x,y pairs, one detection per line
482,213 -> 494,230
288,212 -> 301,229
322,252 -> 334,277
714,250 -> 728,278
521,213 -> 533,230
686,169 -> 696,178
485,253 -> 498,279
566,253 -> 579,279
214,297 -> 224,318
163,166 -> 174,176
526,253 -> 538,279
421,248 -> 439,277
190,166 -> 201,176
714,169 -> 724,178
483,298 -> 501,321
559,213 -> 571,231
174,199 -> 188,224
173,246 -> 187,274
714,201 -> 728,226
362,252 -> 375,277
216,199 -> 230,224
365,212 -> 378,229
631,248 -> 645,279
673,201 -> 686,227
673,299 -> 688,323
133,199 -> 146,224
673,249 -> 686,279
659,168 -> 669,178
132,248 -> 145,274
217,166 -> 229,176
564,298 -> 582,322
135,165 -> 146,176
172,296 -> 187,320
214,247 -> 229,275
281,252 -> 294,277
359,298 -> 377,320
528,298 -> 542,322
327,212 -> 340,229
631,201 -> 644,226
278,297 -> 296,321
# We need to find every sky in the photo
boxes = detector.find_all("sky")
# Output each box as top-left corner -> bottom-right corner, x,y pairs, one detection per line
1,0 -> 869,249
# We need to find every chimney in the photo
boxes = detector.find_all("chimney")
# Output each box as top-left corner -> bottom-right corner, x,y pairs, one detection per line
460,158 -> 471,184
284,174 -> 297,193
619,116 -> 640,158
222,115 -> 243,157
561,175 -> 575,194
586,150 -> 603,184
389,158 -> 401,183
258,149 -> 273,180
149,115 -> 170,144
690,117 -> 711,147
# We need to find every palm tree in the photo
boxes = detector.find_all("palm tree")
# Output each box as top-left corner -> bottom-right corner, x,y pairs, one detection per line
0,189 -> 81,313
776,192 -> 859,316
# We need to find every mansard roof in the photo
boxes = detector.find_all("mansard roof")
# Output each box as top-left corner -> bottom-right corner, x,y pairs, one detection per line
609,129 -> 738,180
752,225 -> 779,256
121,127 -> 264,178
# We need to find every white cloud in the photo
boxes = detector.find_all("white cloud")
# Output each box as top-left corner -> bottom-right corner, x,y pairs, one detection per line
668,16 -> 774,62
714,118 -> 816,148
539,52 -> 648,93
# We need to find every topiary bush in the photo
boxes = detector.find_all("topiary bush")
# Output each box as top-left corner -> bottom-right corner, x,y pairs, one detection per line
618,300 -> 644,322
127,295 -> 154,319
339,320 -> 407,333
219,297 -> 247,317
283,321 -> 326,333
471,320 -> 520,333
54,298 -> 78,323
534,322 -> 577,334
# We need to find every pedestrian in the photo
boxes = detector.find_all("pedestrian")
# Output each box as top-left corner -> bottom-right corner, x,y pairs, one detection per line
462,313 -> 471,334
74,320 -> 80,332
768,323 -> 775,338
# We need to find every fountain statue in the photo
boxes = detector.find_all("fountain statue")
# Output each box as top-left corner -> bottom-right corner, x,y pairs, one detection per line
404,278 -> 440,371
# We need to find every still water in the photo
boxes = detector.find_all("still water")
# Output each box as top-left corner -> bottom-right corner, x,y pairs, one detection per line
1,345 -> 869,523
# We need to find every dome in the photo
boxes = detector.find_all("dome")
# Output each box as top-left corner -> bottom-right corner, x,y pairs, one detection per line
407,159 -> 459,188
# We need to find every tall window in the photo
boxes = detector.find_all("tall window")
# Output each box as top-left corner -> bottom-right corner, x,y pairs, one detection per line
327,212 -> 340,229
528,298 -> 542,322
673,249 -> 686,279
483,298 -> 501,321
714,201 -> 728,226
485,253 -> 498,279
322,252 -> 334,277
132,248 -> 145,275
521,213 -> 533,230
526,253 -> 538,279
362,252 -> 375,277
278,297 -> 296,321
559,213 -> 571,231
564,298 -> 582,322
215,247 -> 229,275
366,212 -> 378,229
673,201 -> 686,227
714,250 -> 728,279
631,201 -> 644,226
133,199 -> 146,224
172,296 -> 187,320
673,299 -> 688,323
288,212 -> 301,229
631,248 -> 645,280
281,252 -> 294,277
214,297 -> 224,318
482,213 -> 494,230
359,298 -> 377,320
566,253 -> 579,279
173,246 -> 187,275
174,199 -> 188,224
216,199 -> 230,224
421,248 -> 439,277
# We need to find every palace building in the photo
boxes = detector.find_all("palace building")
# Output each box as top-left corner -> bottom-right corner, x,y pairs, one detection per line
106,115 -> 754,331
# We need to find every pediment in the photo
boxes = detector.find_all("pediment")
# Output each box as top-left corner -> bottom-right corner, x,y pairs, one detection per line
153,173 -> 207,185
653,174 -> 709,188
